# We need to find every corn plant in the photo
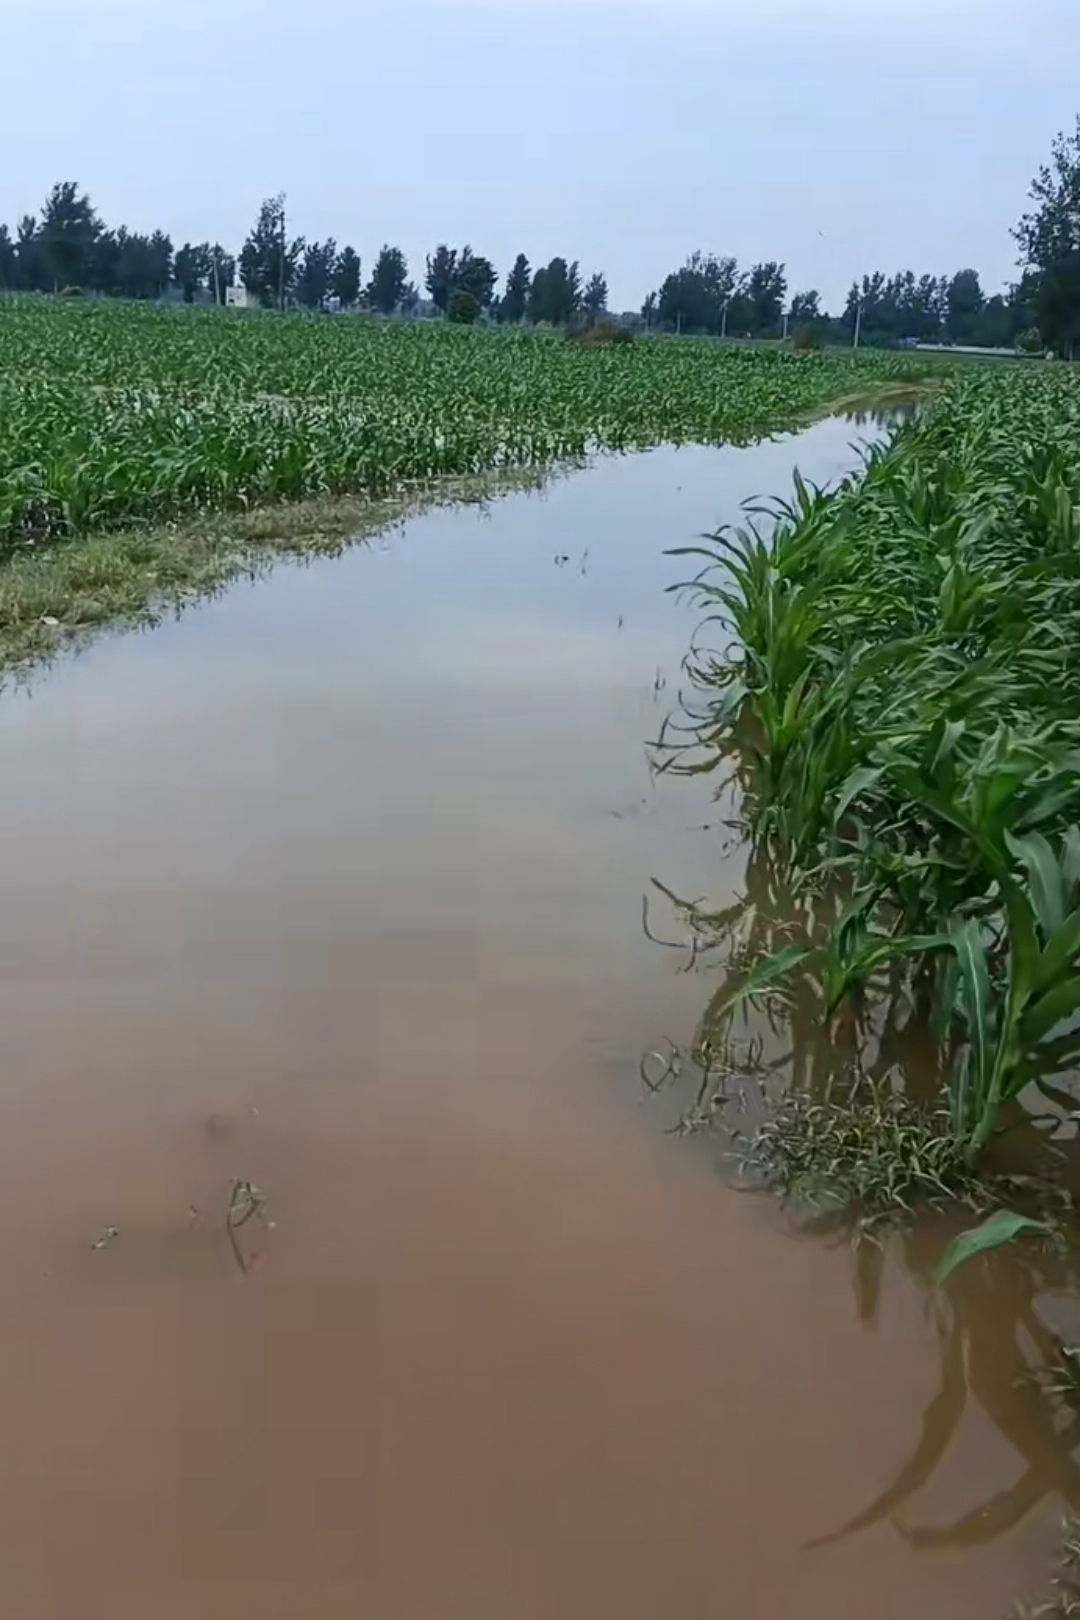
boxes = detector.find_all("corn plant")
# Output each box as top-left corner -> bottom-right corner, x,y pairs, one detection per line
673,362 -> 1080,1169
0,294 -> 946,549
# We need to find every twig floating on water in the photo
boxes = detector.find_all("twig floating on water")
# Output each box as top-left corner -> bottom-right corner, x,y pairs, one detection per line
226,1178 -> 273,1278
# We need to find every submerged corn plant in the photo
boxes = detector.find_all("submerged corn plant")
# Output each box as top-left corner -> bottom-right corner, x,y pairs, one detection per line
665,364 -> 1080,1171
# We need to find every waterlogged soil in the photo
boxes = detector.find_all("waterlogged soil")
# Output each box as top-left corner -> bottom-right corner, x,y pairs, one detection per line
0,419 -> 1060,1618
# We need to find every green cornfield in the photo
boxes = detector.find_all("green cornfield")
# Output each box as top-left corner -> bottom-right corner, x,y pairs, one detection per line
0,295 -> 934,548
677,360 -> 1080,1167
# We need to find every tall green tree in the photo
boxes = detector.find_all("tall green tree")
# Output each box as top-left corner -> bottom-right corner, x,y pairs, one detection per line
700,253 -> 740,329
149,231 -> 174,298
239,195 -> 303,309
1015,118 -> 1080,355
297,239 -> 337,309
426,244 -> 497,313
1015,117 -> 1080,273
207,245 -> 236,305
1037,252 -> 1080,358
789,289 -> 821,324
843,271 -> 897,341
366,245 -> 408,314
332,247 -> 361,308
14,215 -> 44,291
978,291 -> 1015,349
654,252 -> 739,334
174,242 -> 211,303
747,261 -> 786,336
0,225 -> 14,290
913,273 -> 949,340
38,181 -> 101,290
425,244 -> 457,313
455,246 -> 497,309
946,268 -> 985,344
528,257 -> 581,325
89,230 -> 120,295
100,229 -> 172,300
501,253 -> 531,323
583,271 -> 608,326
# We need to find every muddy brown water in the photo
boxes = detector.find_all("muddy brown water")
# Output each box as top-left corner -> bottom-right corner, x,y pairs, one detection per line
0,419 -> 1064,1617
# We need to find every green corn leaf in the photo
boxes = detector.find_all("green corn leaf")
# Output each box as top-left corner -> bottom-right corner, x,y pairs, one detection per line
1034,907 -> 1080,997
779,664 -> 817,739
832,765 -> 885,829
935,1211 -> 1052,1286
934,955 -> 961,1043
823,930 -> 950,1017
1063,828 -> 1080,900
712,680 -> 750,726
705,943 -> 814,1027
927,716 -> 966,777
738,943 -> 814,997
1020,974 -> 1080,1047
886,765 -> 1005,874
949,1046 -> 972,1133
1001,878 -> 1039,1002
951,920 -> 995,1103
1005,829 -> 1066,936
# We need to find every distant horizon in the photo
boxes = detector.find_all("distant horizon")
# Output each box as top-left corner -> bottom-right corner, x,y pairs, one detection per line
5,0 -> 1073,312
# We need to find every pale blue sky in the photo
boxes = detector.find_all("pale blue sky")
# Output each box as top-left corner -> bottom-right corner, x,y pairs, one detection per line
4,0 -> 1074,311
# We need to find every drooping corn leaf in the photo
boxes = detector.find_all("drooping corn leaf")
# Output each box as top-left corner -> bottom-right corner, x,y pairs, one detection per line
935,1211 -> 1052,1286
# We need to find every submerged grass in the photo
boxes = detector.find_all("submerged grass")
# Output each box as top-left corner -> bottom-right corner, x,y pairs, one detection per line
0,468 -> 553,679
737,1074 -> 983,1217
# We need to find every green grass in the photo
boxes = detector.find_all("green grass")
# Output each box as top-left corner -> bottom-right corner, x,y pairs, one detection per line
667,360 -> 1080,1178
734,1073 -> 983,1217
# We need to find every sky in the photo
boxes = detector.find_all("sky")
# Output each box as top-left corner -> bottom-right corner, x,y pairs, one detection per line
3,0 -> 1076,312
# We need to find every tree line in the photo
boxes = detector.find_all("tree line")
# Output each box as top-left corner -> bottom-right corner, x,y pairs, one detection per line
639,122 -> 1080,356
643,254 -> 1036,349
6,122 -> 1080,354
0,185 -> 613,328
0,186 -> 1028,348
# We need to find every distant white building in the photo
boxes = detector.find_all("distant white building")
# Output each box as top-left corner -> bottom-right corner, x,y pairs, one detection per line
226,285 -> 260,310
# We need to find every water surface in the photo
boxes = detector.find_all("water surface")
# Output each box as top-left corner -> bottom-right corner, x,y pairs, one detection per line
0,419 -> 1056,1618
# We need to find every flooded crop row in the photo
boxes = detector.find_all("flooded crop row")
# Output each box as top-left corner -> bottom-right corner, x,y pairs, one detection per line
0,414 -> 1064,1618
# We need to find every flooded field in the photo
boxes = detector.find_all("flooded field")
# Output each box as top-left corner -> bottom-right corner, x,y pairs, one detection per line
0,416 -> 1062,1618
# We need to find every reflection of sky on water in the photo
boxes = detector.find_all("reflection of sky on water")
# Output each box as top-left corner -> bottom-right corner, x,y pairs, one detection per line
0,419 -> 881,955
2,415 -> 877,723
0,416 -> 1067,1609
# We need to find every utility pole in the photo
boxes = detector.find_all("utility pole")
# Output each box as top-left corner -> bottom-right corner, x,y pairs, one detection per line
721,300 -> 729,340
853,298 -> 863,350
212,246 -> 221,308
781,310 -> 789,342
